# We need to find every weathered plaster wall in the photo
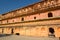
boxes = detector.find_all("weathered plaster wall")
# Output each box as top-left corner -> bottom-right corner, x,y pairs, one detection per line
0,10 -> 60,24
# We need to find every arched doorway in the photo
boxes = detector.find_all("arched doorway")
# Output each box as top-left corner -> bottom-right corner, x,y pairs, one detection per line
49,28 -> 54,34
49,28 -> 55,37
11,28 -> 14,34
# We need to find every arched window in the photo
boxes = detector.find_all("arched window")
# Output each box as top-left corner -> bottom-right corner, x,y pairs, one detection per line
21,18 -> 24,21
48,12 -> 53,17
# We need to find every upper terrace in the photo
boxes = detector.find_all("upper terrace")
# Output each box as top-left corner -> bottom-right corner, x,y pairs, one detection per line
0,0 -> 60,20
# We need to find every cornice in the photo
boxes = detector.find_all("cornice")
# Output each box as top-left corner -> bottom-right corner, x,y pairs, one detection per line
0,24 -> 60,28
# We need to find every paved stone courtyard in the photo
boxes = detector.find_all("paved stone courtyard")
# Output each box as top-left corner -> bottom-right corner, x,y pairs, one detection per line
0,34 -> 59,40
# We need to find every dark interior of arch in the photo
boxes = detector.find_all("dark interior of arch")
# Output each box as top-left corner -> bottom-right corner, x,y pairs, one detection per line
49,28 -> 54,34
48,13 -> 53,17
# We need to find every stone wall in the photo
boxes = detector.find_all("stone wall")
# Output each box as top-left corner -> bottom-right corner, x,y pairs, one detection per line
0,25 -> 60,37
0,0 -> 60,38
0,19 -> 60,37
0,10 -> 60,24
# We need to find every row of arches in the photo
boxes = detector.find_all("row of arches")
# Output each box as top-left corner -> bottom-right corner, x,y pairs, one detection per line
1,27 -> 55,37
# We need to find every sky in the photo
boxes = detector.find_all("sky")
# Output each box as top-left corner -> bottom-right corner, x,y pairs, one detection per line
0,0 -> 41,14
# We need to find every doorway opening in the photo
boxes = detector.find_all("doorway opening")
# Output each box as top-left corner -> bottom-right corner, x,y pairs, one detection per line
11,28 -> 14,34
49,28 -> 55,37
49,28 -> 54,34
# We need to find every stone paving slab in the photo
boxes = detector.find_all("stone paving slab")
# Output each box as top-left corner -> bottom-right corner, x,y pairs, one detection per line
0,35 -> 59,40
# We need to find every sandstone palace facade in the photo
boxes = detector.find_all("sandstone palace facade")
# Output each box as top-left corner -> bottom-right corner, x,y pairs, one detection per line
0,0 -> 60,37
